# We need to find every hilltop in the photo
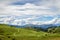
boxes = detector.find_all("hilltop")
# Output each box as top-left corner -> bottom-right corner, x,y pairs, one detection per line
0,24 -> 60,40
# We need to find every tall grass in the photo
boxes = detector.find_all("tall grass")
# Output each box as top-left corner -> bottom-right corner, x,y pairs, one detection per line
0,24 -> 60,40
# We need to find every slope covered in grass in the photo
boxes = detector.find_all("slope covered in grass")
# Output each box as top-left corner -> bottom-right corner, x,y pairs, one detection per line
0,24 -> 60,40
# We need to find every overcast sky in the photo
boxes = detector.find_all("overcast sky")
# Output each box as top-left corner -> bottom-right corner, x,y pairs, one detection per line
0,0 -> 60,15
0,0 -> 60,25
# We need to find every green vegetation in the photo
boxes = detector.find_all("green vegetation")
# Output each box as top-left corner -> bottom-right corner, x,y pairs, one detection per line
47,26 -> 60,33
0,24 -> 60,40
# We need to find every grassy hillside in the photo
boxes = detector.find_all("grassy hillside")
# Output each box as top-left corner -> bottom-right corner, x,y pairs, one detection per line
0,24 -> 60,40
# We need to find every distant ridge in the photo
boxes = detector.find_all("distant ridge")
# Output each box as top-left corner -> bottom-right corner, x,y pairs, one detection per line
0,15 -> 60,29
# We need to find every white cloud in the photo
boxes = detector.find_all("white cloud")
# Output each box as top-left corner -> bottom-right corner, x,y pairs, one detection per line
0,0 -> 60,16
0,15 -> 59,26
0,3 -> 58,16
0,0 -> 60,25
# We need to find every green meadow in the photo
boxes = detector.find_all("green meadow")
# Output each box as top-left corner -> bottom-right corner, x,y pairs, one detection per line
0,24 -> 60,40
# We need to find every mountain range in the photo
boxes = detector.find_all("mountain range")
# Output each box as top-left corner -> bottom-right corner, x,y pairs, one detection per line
0,15 -> 60,29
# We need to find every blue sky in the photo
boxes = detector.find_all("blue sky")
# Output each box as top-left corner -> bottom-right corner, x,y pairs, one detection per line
0,0 -> 60,25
